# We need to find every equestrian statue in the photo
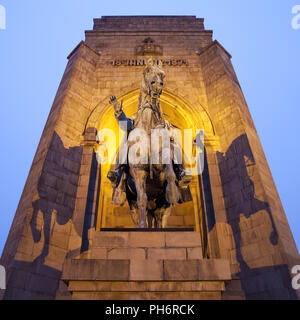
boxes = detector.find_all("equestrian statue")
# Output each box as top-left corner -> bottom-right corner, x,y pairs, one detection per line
107,58 -> 192,229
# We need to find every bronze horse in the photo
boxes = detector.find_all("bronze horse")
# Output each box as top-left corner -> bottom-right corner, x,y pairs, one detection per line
108,59 -> 192,228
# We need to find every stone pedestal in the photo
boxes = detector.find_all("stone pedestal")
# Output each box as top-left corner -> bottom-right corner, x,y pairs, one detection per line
62,231 -> 232,300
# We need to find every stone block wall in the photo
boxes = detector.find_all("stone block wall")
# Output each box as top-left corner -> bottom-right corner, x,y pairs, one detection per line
90,231 -> 202,261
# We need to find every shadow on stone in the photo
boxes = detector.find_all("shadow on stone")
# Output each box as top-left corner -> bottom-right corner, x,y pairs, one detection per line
4,132 -> 82,299
30,132 -> 82,262
216,134 -> 297,299
81,152 -> 101,252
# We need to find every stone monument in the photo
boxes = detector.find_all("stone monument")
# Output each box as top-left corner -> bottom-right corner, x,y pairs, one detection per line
1,16 -> 299,300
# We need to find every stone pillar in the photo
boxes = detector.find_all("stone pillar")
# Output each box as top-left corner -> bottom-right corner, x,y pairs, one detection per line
68,127 -> 100,260
199,40 -> 300,299
203,136 -> 222,259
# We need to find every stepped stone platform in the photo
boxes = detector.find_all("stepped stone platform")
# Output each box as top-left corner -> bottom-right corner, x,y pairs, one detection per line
62,231 -> 233,300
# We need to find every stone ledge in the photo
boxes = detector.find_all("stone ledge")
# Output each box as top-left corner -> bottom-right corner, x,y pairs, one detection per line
91,247 -> 202,260
92,231 -> 202,249
62,259 -> 130,281
66,279 -> 227,300
68,280 -> 225,292
164,259 -> 231,281
62,258 -> 231,282
71,291 -> 222,300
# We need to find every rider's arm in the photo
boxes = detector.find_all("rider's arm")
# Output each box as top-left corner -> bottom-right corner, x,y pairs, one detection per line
114,110 -> 133,132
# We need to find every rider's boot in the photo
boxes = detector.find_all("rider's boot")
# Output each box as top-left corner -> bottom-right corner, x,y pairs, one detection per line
107,167 -> 122,188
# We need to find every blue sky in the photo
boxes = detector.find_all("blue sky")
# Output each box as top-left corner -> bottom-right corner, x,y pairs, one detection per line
0,0 -> 299,255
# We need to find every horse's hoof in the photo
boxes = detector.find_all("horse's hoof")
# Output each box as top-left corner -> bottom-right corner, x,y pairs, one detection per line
139,221 -> 148,229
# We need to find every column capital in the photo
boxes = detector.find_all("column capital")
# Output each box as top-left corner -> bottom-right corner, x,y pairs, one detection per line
204,135 -> 220,151
81,127 -> 98,147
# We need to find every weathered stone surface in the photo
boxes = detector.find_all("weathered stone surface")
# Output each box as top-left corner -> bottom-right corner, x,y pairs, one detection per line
164,260 -> 199,281
72,291 -> 222,300
130,260 -> 163,281
62,259 -> 130,281
187,247 -> 203,260
90,248 -> 107,259
164,259 -> 231,281
148,248 -> 186,260
129,232 -> 165,248
68,280 -> 225,292
198,259 -> 231,280
93,232 -> 129,248
166,232 -> 201,247
108,248 -> 146,260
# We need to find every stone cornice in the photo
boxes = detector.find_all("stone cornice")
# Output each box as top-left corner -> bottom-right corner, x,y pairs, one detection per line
92,16 -> 207,33
85,30 -> 213,35
95,15 -> 203,19
197,40 -> 232,59
67,41 -> 101,60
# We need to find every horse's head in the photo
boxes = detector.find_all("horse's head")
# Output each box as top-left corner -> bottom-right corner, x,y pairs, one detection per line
139,58 -> 165,103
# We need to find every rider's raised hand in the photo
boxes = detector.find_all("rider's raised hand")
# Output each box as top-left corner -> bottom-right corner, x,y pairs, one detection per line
109,96 -> 122,112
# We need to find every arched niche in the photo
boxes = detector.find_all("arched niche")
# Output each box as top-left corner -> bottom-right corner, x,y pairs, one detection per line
94,89 -> 216,231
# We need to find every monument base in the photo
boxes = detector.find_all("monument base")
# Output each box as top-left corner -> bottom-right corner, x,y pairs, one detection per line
62,258 -> 233,300
62,231 -> 235,300
65,280 -> 227,300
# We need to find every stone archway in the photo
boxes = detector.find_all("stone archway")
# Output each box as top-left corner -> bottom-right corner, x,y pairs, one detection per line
93,88 -> 216,231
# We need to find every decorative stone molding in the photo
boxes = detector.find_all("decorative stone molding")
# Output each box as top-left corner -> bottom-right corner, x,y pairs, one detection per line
135,37 -> 163,56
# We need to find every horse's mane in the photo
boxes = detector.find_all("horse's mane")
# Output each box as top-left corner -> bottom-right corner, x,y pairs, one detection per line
138,58 -> 165,109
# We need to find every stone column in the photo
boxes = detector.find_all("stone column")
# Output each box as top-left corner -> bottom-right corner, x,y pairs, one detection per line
68,127 -> 99,259
203,136 -> 223,259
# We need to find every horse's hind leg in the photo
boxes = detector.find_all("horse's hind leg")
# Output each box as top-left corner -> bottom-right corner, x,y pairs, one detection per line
147,211 -> 155,229
131,168 -> 148,228
129,205 -> 139,228
162,207 -> 171,228
165,164 -> 180,204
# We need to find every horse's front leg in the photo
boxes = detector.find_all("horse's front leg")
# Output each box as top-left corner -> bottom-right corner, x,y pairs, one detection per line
131,168 -> 148,228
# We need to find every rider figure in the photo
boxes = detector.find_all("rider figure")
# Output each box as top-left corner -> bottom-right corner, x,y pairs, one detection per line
107,95 -> 187,187
108,58 -> 189,194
